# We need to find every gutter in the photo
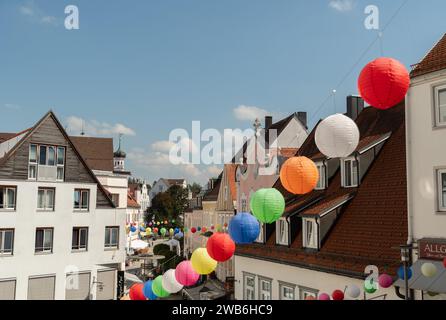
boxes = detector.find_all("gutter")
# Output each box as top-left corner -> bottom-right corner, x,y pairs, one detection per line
405,88 -> 414,246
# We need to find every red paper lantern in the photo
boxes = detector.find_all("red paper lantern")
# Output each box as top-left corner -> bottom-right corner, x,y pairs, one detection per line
206,233 -> 236,262
358,57 -> 410,110
332,290 -> 345,301
224,223 -> 228,228
191,227 -> 197,234
129,283 -> 146,300
202,227 -> 207,233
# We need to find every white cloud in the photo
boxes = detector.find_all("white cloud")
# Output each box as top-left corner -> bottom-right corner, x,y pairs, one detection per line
207,166 -> 222,177
18,1 -> 59,26
151,140 -> 174,153
65,116 -> 136,137
328,0 -> 355,12
4,103 -> 22,110
233,105 -> 271,122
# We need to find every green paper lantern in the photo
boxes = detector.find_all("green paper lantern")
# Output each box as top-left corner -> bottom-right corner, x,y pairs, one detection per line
160,228 -> 167,236
250,188 -> 285,224
364,279 -> 378,294
152,276 -> 170,298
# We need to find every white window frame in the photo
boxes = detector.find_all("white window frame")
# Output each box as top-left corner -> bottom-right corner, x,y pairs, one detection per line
298,286 -> 319,300
279,282 -> 296,300
341,157 -> 359,188
0,187 -> 16,211
315,162 -> 326,190
72,227 -> 88,251
29,144 -> 65,181
437,169 -> 446,212
56,147 -> 65,181
276,218 -> 289,246
0,229 -> 14,255
303,218 -> 318,249
105,227 -> 119,249
28,144 -> 38,180
255,223 -> 265,243
258,277 -> 272,300
434,84 -> 446,127
243,273 -> 256,300
35,228 -> 53,254
74,189 -> 89,211
37,188 -> 55,211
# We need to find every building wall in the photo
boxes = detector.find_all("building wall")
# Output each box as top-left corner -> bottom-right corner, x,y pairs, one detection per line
234,255 -> 400,300
406,69 -> 446,240
96,173 -> 128,209
0,179 -> 126,300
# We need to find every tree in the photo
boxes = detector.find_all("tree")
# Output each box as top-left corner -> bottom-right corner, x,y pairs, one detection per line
188,183 -> 202,197
167,185 -> 189,219
148,192 -> 174,222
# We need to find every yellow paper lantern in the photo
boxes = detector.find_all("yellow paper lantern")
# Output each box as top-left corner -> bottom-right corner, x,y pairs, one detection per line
191,248 -> 217,275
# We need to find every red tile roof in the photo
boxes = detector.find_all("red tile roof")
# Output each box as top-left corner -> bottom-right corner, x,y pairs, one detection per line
237,103 -> 407,278
411,33 -> 446,78
127,192 -> 140,209
70,136 -> 114,172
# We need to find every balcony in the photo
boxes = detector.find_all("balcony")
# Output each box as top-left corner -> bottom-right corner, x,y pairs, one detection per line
37,165 -> 58,182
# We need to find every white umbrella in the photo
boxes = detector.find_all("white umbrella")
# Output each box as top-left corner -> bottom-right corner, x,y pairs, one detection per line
130,239 -> 149,250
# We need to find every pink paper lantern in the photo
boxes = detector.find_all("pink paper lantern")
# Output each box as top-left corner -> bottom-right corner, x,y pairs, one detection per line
318,293 -> 331,301
378,274 -> 393,289
175,261 -> 200,287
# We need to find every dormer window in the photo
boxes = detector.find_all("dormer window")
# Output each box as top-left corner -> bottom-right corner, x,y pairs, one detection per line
303,218 -> 318,249
276,218 -> 288,246
341,157 -> 358,188
315,162 -> 326,190
29,144 -> 65,182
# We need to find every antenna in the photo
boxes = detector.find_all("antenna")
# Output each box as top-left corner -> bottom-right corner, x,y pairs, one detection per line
81,120 -> 85,136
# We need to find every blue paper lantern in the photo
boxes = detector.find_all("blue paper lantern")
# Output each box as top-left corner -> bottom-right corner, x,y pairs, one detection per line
228,212 -> 260,244
174,228 -> 180,234
130,226 -> 137,233
143,280 -> 158,300
140,226 -> 145,232
175,232 -> 184,239
397,266 -> 413,280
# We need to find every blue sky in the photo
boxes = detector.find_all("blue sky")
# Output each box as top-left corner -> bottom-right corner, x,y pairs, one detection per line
0,0 -> 445,184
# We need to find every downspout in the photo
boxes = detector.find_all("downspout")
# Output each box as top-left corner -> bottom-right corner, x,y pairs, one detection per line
405,88 -> 414,246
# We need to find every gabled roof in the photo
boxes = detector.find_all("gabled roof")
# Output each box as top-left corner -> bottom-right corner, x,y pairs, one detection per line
166,179 -> 186,186
70,136 -> 114,172
411,33 -> 446,78
127,192 -> 141,209
237,103 -> 407,277
0,111 -> 115,208
203,175 -> 222,202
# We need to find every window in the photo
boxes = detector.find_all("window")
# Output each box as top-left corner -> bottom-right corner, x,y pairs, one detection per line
316,162 -> 326,190
243,273 -> 256,300
279,283 -> 295,300
437,169 -> 446,211
37,188 -> 55,211
259,278 -> 272,300
255,223 -> 264,243
74,189 -> 89,211
111,194 -> 120,207
303,219 -> 318,249
0,229 -> 14,255
29,144 -> 37,179
434,85 -> 446,127
57,147 -> 65,181
72,227 -> 88,251
105,227 -> 119,249
0,187 -> 16,210
35,228 -> 53,253
342,158 -> 358,187
276,218 -> 288,246
299,286 -> 319,300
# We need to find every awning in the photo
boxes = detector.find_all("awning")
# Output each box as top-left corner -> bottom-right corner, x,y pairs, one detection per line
394,260 -> 446,293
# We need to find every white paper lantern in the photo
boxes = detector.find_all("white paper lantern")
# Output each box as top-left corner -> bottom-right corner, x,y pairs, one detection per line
421,263 -> 438,278
346,284 -> 361,299
315,114 -> 360,158
162,269 -> 184,293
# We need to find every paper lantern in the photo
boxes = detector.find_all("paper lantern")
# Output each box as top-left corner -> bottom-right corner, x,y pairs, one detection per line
148,222 -> 153,227
364,279 -> 377,294
175,261 -> 200,287
397,266 -> 413,280
206,233 -> 236,262
146,227 -> 152,234
174,228 -> 180,234
318,293 -> 330,301
140,226 -> 145,232
169,228 -> 174,235
129,283 -> 146,300
332,290 -> 344,301
421,263 -> 438,278
152,276 -> 170,298
280,157 -> 319,195
224,223 -> 228,228
143,280 -> 158,300
250,188 -> 285,224
315,114 -> 360,159
160,228 -> 167,236
153,227 -> 159,234
202,227 -> 207,233
157,222 -> 160,226
228,213 -> 260,244
130,226 -> 137,233
191,248 -> 217,275
358,57 -> 410,110
211,225 -> 215,230
164,220 -> 168,225
378,274 -> 393,289
162,269 -> 184,294
191,227 -> 197,234
346,284 -> 361,299
175,231 -> 184,239
197,227 -> 202,232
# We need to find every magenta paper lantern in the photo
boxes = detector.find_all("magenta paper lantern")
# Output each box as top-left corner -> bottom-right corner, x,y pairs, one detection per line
318,293 -> 331,301
175,261 -> 200,287
378,274 -> 393,289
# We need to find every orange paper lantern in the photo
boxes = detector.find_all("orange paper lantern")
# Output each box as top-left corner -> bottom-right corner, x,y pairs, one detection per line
280,157 -> 319,195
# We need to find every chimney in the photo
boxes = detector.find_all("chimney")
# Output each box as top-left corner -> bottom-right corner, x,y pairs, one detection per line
297,112 -> 307,128
265,116 -> 273,129
347,95 -> 364,120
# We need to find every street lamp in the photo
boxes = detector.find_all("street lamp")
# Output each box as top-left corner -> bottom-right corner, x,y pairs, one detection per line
400,244 -> 412,301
